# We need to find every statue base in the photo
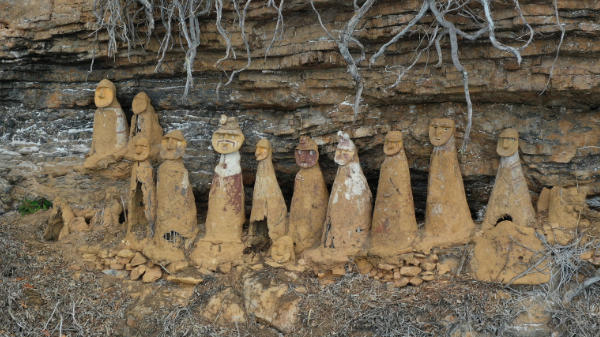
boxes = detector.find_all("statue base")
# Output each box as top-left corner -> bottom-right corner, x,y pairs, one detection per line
190,240 -> 245,271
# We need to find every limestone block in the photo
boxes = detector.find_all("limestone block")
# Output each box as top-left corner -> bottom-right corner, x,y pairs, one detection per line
203,288 -> 247,325
243,276 -> 301,333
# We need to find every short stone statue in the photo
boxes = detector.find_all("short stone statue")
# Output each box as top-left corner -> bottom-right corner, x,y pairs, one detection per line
420,118 -> 474,250
249,138 -> 288,242
102,187 -> 123,228
191,115 -> 245,270
126,135 -> 156,240
129,91 -> 163,159
289,136 -> 329,255
482,128 -> 535,230
306,132 -> 372,267
370,131 -> 417,256
84,79 -> 129,169
271,235 -> 295,264
146,130 -> 197,263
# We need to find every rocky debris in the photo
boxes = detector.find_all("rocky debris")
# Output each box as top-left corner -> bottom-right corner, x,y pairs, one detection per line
142,265 -> 162,283
130,265 -> 146,281
471,220 -> 550,285
129,252 -> 147,267
243,275 -> 301,333
202,288 -> 247,325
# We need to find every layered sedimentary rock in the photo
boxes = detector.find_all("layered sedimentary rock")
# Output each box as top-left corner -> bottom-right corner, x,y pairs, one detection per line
1,0 -> 600,219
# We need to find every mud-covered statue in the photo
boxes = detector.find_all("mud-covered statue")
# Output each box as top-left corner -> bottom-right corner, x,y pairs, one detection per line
370,131 -> 417,256
128,91 -> 163,159
420,118 -> 474,250
84,79 -> 129,169
191,115 -> 246,270
289,136 -> 329,255
144,130 -> 197,263
305,132 -> 372,267
126,135 -> 156,240
482,128 -> 535,229
249,138 -> 287,243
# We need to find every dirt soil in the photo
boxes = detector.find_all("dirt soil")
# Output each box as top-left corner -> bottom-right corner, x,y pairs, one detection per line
1,210 -> 599,337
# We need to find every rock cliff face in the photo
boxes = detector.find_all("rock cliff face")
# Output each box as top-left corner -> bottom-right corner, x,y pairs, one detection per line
1,0 -> 600,218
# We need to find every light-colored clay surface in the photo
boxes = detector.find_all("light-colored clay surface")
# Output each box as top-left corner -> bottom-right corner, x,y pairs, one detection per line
249,138 -> 287,241
126,135 -> 156,240
84,79 -> 129,169
289,136 -> 329,255
370,131 -> 417,256
482,128 -> 535,230
420,118 -> 475,251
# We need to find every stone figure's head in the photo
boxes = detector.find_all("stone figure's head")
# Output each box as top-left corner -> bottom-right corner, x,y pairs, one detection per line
255,138 -> 272,161
384,131 -> 404,156
132,91 -> 152,115
94,79 -> 117,108
497,128 -> 519,157
295,136 -> 319,168
132,135 -> 150,161
271,235 -> 295,264
334,131 -> 357,166
160,130 -> 187,160
212,115 -> 245,154
429,118 -> 455,146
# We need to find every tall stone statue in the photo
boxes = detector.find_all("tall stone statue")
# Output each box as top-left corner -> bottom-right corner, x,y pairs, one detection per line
289,136 -> 328,255
84,79 -> 129,169
249,138 -> 288,242
126,135 -> 156,240
420,118 -> 474,250
306,131 -> 372,267
370,131 -> 417,256
482,128 -> 535,229
129,91 -> 163,159
146,130 -> 197,263
191,115 -> 245,270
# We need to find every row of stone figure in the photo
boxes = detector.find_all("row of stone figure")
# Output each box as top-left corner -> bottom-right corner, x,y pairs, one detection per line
86,79 -> 535,270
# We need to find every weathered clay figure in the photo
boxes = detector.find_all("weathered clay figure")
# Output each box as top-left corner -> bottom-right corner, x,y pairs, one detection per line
271,235 -> 295,264
370,131 -> 417,256
191,115 -> 246,270
126,135 -> 156,239
420,118 -> 475,250
306,132 -> 372,266
44,198 -> 92,241
289,136 -> 329,255
102,187 -> 123,227
129,91 -> 163,159
84,79 -> 129,169
482,128 -> 535,230
249,138 -> 287,242
544,186 -> 589,245
145,130 -> 197,263
471,220 -> 549,284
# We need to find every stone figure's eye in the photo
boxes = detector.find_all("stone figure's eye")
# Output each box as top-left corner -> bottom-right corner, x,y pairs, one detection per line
309,151 -> 315,156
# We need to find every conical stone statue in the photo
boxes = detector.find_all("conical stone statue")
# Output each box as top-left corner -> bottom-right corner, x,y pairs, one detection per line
289,136 -> 328,255
482,128 -> 535,229
191,115 -> 246,271
249,138 -> 288,242
420,118 -> 474,251
129,91 -> 163,160
370,131 -> 417,256
126,135 -> 156,240
143,130 -> 197,264
305,131 -> 372,267
84,79 -> 129,169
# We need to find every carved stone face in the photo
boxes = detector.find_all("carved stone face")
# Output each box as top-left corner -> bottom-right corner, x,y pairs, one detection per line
255,139 -> 271,161
383,131 -> 403,156
295,149 -> 318,168
132,92 -> 149,115
334,148 -> 355,166
271,236 -> 294,263
133,137 -> 150,161
497,128 -> 519,157
212,131 -> 244,154
429,118 -> 455,146
160,132 -> 186,160
94,80 -> 116,108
